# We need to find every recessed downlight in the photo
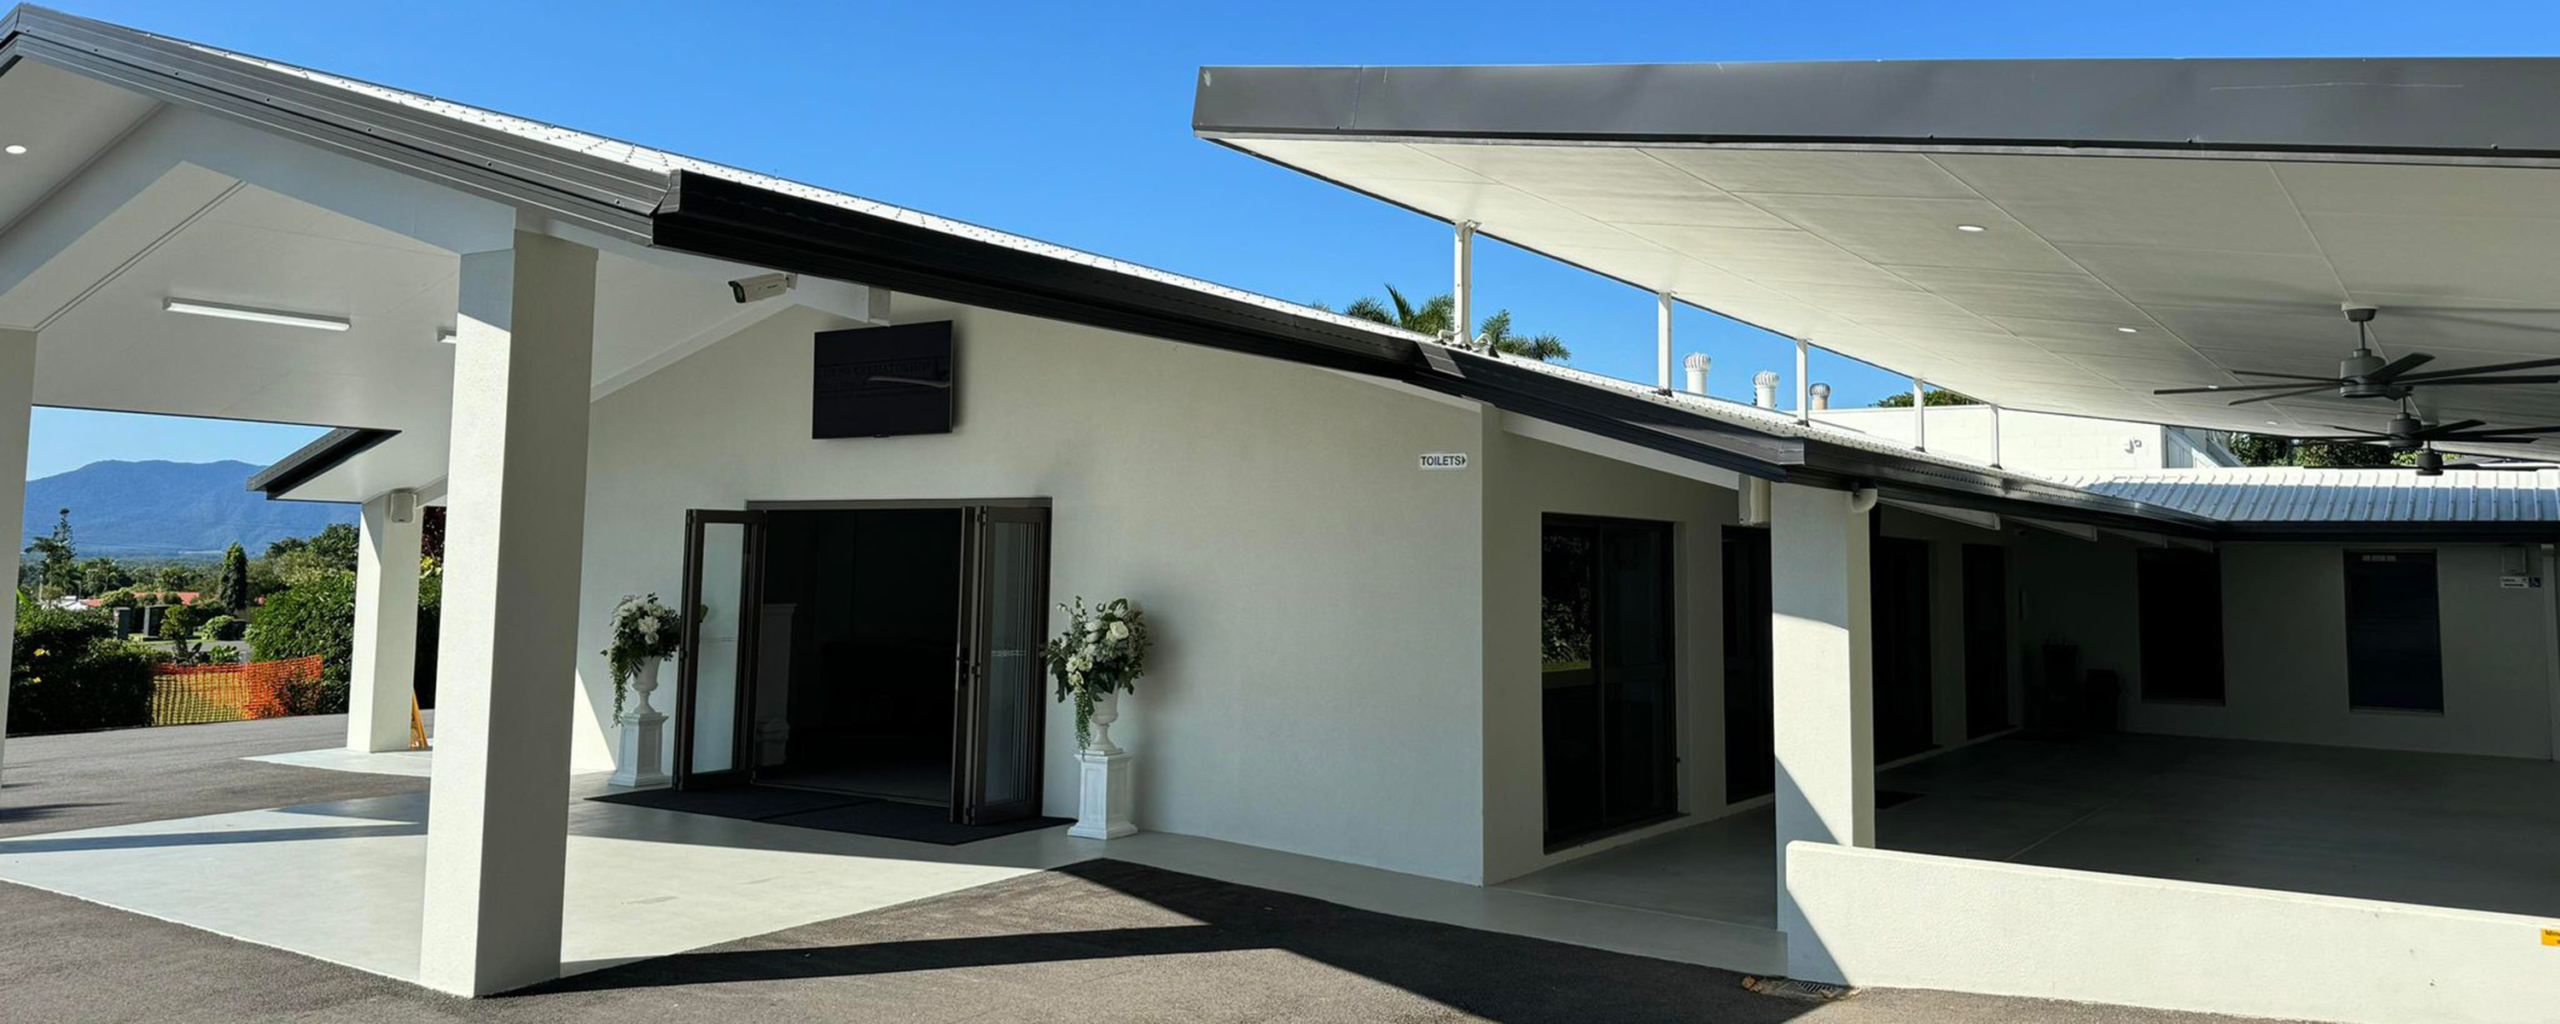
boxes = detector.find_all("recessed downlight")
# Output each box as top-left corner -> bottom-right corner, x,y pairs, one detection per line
2115,326 -> 2140,334
5,145 -> 27,156
1955,224 -> 1986,233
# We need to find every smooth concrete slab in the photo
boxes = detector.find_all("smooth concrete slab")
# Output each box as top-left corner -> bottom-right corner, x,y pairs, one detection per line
1501,731 -> 2560,927
244,746 -> 435,778
0,770 -> 1787,986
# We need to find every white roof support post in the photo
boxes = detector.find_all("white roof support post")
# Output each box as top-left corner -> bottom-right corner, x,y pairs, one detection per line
1794,337 -> 1812,425
347,489 -> 423,753
1770,481 -> 1876,980
0,330 -> 32,788
1451,220 -> 1477,348
1656,291 -> 1675,393
1912,378 -> 1927,453
1989,404 -> 2003,469
418,229 -> 599,997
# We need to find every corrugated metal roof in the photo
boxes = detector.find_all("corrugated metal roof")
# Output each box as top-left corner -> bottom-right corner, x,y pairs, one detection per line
2050,468 -> 2560,522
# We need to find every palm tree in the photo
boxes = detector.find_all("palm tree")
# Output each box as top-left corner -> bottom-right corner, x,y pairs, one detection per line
1337,284 -> 1570,363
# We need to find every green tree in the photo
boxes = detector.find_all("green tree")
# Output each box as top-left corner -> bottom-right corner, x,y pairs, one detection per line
1339,284 -> 1571,362
307,523 -> 359,573
1873,389 -> 1981,408
22,508 -> 75,599
245,568 -> 356,709
154,564 -> 202,592
216,542 -> 251,610
2227,433 -> 2409,469
73,557 -> 134,598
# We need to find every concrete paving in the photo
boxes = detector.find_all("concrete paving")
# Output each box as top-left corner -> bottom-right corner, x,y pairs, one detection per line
1503,730 -> 2560,927
0,717 -> 2307,1023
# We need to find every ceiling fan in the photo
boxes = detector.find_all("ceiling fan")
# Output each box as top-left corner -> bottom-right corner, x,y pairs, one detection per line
2282,399 -> 2560,475
2152,306 -> 2560,406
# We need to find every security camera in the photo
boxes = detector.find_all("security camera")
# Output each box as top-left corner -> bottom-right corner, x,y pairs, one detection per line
729,272 -> 797,304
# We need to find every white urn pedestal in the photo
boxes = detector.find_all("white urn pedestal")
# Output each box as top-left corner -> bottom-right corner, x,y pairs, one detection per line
1068,691 -> 1136,840
609,657 -> 670,788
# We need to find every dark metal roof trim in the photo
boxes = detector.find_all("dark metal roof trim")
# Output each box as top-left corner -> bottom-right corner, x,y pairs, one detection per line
1,5 -> 660,241
1194,59 -> 2560,160
246,427 -> 394,499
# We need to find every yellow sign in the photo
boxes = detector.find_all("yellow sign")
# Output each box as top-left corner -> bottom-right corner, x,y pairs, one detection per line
2543,929 -> 2560,947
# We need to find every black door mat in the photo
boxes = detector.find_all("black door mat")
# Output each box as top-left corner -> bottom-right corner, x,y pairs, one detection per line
591,784 -> 1069,846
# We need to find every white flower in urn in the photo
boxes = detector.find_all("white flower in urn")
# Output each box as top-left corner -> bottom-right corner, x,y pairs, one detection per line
1043,595 -> 1153,750
603,593 -> 685,719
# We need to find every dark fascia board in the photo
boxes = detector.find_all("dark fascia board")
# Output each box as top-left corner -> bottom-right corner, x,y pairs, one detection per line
246,427 -> 396,499
0,5 -> 659,242
1193,58 -> 2560,160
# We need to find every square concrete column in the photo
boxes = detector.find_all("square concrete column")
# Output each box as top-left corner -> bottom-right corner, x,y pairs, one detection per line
347,490 -> 423,753
1769,481 -> 1873,977
417,230 -> 597,996
0,330 -> 32,787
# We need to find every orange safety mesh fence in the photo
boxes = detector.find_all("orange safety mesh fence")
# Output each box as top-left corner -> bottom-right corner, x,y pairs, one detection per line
149,655 -> 327,725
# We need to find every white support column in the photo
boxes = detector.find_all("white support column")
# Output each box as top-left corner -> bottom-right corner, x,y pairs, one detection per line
1770,482 -> 1874,978
1655,291 -> 1674,392
1452,220 -> 1476,347
417,229 -> 598,997
348,490 -> 423,752
1988,404 -> 2004,468
1794,338 -> 1812,424
1911,379 -> 1927,453
0,330 -> 31,787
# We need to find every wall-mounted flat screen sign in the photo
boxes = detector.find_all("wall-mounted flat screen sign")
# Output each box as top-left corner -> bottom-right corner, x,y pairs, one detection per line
813,321 -> 954,438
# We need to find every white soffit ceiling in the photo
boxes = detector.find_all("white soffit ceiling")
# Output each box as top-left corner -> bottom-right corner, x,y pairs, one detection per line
1232,138 -> 2560,457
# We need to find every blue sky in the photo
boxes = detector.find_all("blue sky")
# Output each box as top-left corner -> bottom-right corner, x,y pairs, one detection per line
30,0 -> 2559,478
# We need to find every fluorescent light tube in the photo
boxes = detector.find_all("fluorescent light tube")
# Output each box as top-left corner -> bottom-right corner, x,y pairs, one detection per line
163,298 -> 351,332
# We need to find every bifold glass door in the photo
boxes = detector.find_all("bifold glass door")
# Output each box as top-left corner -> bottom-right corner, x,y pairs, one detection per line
674,509 -> 764,789
955,505 -> 1050,824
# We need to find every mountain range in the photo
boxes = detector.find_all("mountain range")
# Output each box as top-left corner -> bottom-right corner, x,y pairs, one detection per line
20,460 -> 356,560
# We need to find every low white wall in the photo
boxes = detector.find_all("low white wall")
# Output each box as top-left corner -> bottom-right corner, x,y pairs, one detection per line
1811,406 -> 2179,473
1785,842 -> 2560,1024
573,297 -> 1492,882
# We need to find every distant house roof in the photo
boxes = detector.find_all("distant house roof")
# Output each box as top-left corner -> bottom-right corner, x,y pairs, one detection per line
2050,468 -> 2560,527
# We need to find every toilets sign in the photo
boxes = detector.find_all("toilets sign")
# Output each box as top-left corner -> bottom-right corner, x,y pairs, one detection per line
1419,452 -> 1471,471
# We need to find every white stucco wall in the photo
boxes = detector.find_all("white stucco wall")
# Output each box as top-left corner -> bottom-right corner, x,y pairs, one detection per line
2015,531 -> 2557,760
572,297 -> 1492,882
1811,405 -> 2229,473
1478,425 -> 1738,883
1786,843 -> 2559,1024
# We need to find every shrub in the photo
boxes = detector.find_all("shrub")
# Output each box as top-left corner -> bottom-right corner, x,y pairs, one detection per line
9,602 -> 155,734
245,569 -> 354,710
160,599 -> 228,642
194,615 -> 242,644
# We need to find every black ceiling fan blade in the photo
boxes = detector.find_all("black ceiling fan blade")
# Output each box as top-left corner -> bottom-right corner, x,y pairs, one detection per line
2313,424 -> 2388,435
2365,353 -> 2436,381
2435,424 -> 2560,438
2396,356 -> 2560,381
2411,419 -> 2488,438
2229,370 -> 2347,382
2154,382 -> 2343,396
2228,385 -> 2336,406
2438,436 -> 2543,444
2404,375 -> 2560,386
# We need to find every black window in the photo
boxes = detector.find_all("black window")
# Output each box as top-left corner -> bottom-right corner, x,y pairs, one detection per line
2344,551 -> 2444,712
2137,548 -> 2225,703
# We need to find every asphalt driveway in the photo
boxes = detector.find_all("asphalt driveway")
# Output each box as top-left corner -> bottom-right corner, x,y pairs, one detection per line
0,717 -> 2298,1024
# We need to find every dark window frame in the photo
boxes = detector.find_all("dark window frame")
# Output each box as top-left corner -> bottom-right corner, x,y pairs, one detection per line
1539,513 -> 1681,851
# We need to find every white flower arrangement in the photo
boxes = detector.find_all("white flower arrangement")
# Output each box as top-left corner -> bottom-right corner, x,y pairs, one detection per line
1041,596 -> 1150,750
602,593 -> 683,718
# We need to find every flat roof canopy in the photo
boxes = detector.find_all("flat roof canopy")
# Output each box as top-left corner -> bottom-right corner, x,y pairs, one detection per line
1197,58 -> 2560,460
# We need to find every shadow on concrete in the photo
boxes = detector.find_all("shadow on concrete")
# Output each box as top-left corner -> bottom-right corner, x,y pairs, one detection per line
526,859 -> 1814,1024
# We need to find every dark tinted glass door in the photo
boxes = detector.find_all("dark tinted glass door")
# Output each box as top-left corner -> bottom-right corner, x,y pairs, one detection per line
956,506 -> 1050,824
1871,536 -> 1934,763
675,509 -> 764,790
2137,549 -> 2226,703
2345,551 -> 2442,712
1722,527 -> 1774,803
1542,516 -> 1676,849
1962,543 -> 2010,738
